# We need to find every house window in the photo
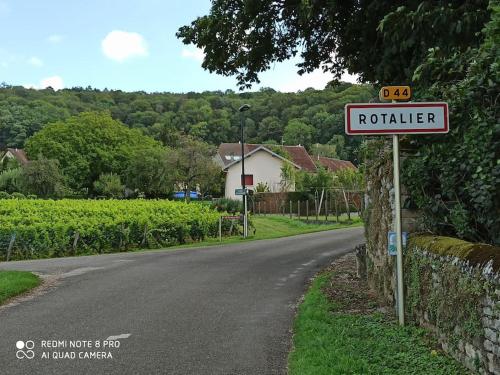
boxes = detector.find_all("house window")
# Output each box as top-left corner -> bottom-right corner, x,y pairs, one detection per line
241,174 -> 254,186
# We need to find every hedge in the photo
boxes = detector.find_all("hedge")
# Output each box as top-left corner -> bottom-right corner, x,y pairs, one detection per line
0,199 -> 222,261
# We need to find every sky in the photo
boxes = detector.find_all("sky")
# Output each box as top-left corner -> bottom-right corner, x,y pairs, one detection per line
0,0 -> 357,93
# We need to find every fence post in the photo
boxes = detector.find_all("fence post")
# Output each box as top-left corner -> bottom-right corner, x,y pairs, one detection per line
282,200 -> 285,216
324,193 -> 328,222
335,191 -> 339,222
315,198 -> 319,222
298,201 -> 301,219
289,200 -> 292,219
306,200 -> 309,222
6,233 -> 15,262
73,231 -> 80,252
219,217 -> 222,242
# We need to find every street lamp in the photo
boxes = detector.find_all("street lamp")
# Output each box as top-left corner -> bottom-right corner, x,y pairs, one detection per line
239,104 -> 251,238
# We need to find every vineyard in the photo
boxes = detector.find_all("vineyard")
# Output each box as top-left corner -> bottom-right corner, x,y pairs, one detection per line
0,199 -> 222,261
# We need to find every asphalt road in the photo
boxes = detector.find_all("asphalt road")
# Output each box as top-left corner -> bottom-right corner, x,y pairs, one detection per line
0,227 -> 364,375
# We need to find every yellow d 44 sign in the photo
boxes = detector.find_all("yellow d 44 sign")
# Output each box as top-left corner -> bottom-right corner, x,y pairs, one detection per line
379,86 -> 411,101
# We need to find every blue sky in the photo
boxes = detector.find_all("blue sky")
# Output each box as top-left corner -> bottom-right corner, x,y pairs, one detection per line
0,0 -> 357,93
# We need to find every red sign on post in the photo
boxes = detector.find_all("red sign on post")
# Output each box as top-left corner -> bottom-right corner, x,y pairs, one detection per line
345,102 -> 449,135
241,174 -> 254,186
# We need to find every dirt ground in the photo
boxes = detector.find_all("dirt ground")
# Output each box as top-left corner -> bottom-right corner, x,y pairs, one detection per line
322,252 -> 392,316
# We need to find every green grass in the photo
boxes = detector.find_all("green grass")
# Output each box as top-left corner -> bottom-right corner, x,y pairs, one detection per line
288,272 -> 468,375
159,215 -> 363,251
0,271 -> 41,305
251,215 -> 363,240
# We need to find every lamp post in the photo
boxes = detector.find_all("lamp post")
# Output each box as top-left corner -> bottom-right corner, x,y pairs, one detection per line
239,104 -> 251,238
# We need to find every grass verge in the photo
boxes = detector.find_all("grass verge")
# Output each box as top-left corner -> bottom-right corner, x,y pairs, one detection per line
288,259 -> 468,375
164,215 -> 363,251
0,271 -> 41,305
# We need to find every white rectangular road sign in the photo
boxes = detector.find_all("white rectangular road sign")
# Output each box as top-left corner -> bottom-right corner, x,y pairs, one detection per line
345,102 -> 448,135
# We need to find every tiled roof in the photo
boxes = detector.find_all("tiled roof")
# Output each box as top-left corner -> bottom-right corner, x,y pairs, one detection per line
218,143 -> 317,171
5,148 -> 28,165
282,145 -> 317,172
217,143 -> 261,167
317,156 -> 357,172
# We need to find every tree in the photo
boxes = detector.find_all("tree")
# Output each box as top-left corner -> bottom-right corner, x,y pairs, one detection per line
21,156 -> 66,198
259,116 -> 283,143
167,137 -> 222,200
125,148 -> 176,198
0,168 -> 24,194
333,168 -> 365,220
310,143 -> 338,159
177,1 -> 491,87
283,119 -> 315,148
93,173 -> 125,199
25,112 -> 164,194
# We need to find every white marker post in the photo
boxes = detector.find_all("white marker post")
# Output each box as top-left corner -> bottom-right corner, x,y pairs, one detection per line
345,95 -> 449,326
392,101 -> 404,325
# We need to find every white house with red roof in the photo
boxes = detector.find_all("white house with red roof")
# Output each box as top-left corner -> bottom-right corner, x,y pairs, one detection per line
0,148 -> 29,166
216,143 -> 356,199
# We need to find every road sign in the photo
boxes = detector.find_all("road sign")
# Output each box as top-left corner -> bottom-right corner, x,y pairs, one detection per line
235,188 -> 247,196
379,86 -> 411,101
345,102 -> 449,135
388,231 -> 408,256
222,215 -> 241,220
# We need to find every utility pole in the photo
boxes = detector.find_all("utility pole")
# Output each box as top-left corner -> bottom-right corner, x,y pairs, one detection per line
239,104 -> 251,238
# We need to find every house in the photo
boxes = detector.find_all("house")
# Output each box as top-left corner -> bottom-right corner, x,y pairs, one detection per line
0,148 -> 29,167
216,143 -> 355,199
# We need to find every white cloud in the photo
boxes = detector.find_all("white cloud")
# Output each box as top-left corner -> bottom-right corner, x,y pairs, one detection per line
101,30 -> 148,62
278,69 -> 358,92
41,76 -> 64,90
28,57 -> 43,67
181,47 -> 204,62
47,34 -> 64,44
24,75 -> 64,91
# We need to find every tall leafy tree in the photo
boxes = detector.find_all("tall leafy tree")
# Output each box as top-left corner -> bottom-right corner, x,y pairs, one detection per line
25,112 -> 163,194
177,1 -> 490,87
21,156 -> 66,198
166,137 -> 223,200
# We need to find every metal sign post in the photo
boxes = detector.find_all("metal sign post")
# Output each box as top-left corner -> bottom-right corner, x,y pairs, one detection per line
345,88 -> 449,326
392,131 -> 404,325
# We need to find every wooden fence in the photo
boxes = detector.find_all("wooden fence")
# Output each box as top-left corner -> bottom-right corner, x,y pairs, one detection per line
250,190 -> 364,221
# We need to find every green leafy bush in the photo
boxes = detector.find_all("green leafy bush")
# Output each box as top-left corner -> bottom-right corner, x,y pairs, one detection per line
211,198 -> 243,214
0,199 -> 222,260
401,3 -> 499,245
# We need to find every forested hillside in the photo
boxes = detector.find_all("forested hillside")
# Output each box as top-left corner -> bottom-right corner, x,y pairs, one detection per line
0,83 -> 375,163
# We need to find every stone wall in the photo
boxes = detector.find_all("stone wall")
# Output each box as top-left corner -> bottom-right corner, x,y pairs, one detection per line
363,139 -> 500,373
405,239 -> 500,374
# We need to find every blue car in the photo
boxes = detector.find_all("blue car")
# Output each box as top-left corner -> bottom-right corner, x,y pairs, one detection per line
173,191 -> 200,200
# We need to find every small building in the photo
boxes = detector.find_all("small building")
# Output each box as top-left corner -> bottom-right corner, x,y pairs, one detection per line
216,143 -> 355,199
0,148 -> 29,167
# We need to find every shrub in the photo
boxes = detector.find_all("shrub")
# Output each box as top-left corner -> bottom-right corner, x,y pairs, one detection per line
10,192 -> 26,199
211,198 -> 243,214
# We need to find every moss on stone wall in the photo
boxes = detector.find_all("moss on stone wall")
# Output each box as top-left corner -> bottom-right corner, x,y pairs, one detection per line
410,235 -> 500,271
404,237 -> 499,373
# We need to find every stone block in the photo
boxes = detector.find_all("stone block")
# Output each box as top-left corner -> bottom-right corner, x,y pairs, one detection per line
484,339 -> 495,352
485,328 -> 498,342
484,307 -> 494,316
465,343 -> 476,357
